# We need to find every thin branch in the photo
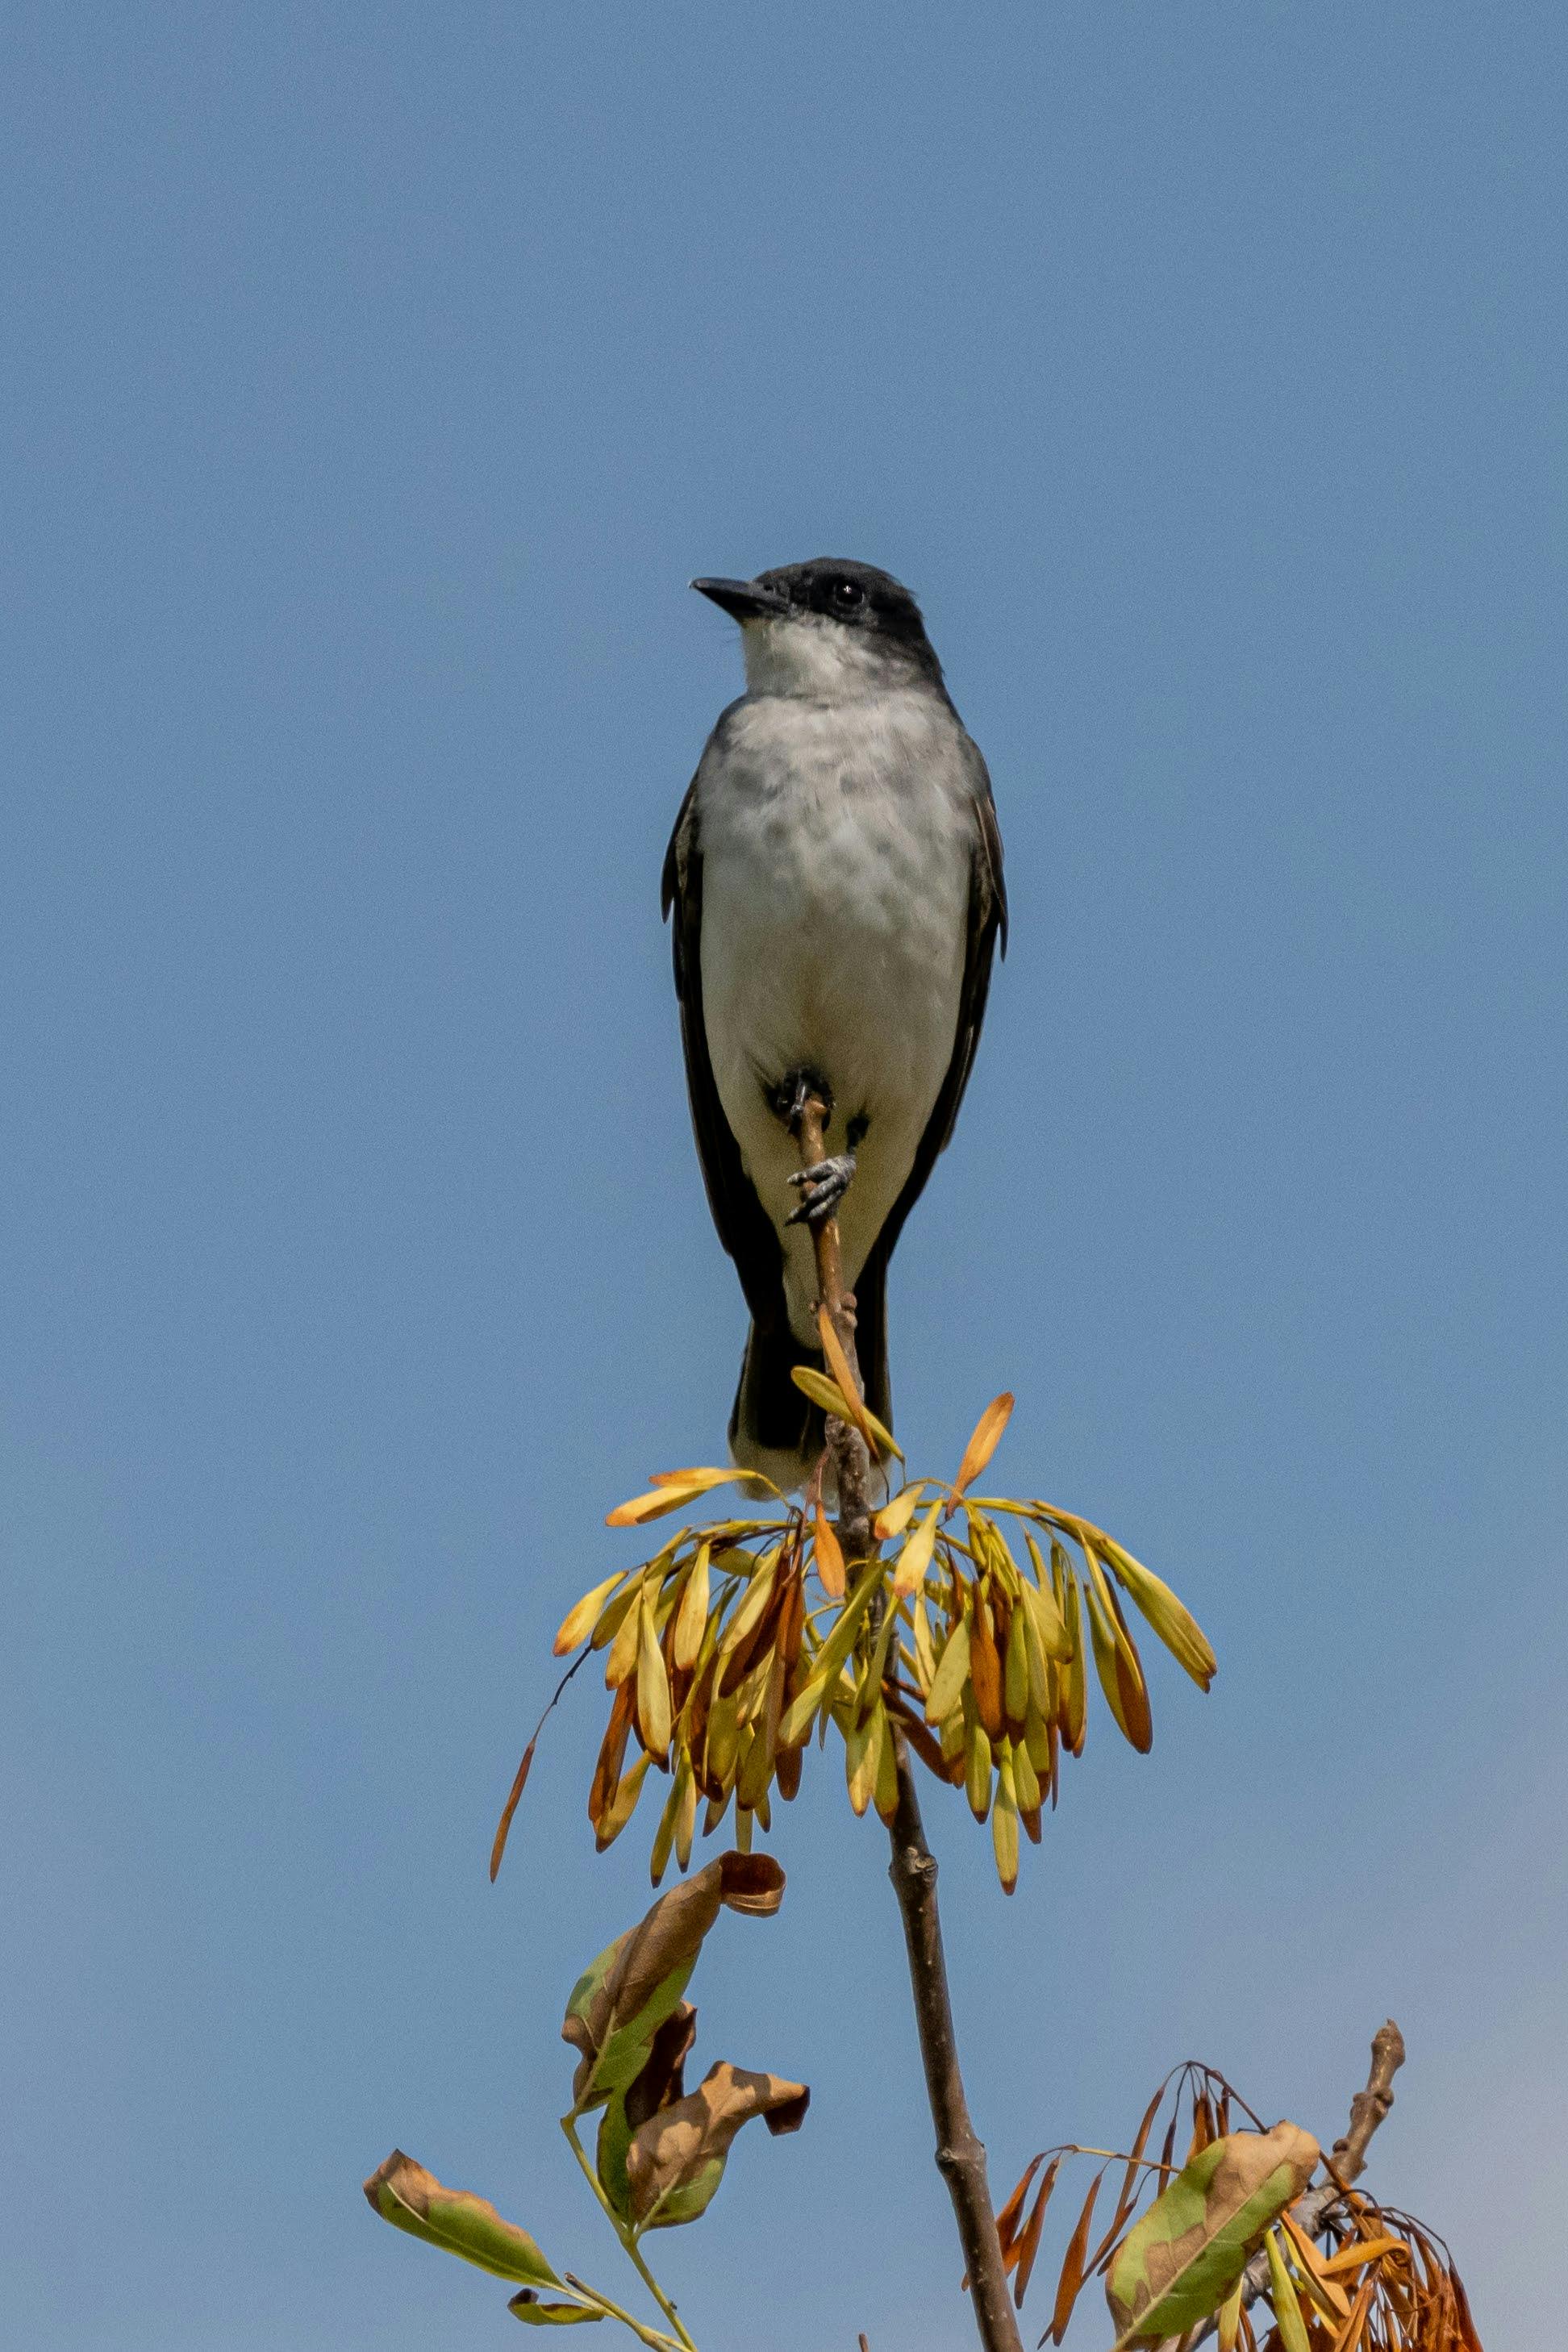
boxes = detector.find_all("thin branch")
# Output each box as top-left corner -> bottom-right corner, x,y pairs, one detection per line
792,1096 -> 1023,2352
1191,2020 -> 1407,2346
560,2114 -> 699,2352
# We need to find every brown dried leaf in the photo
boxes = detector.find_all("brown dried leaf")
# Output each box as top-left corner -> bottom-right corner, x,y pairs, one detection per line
1091,2079 -> 1170,2273
1049,2164 -> 1105,2343
489,1737 -> 537,1883
1013,2155 -> 1061,2306
587,1679 -> 636,1831
994,2152 -> 1048,2263
625,2059 -> 810,2229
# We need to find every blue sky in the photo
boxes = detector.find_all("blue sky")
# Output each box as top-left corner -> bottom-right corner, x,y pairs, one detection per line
3,6 -> 1564,2346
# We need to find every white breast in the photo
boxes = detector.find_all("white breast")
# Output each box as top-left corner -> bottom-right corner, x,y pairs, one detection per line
696,686 -> 974,1341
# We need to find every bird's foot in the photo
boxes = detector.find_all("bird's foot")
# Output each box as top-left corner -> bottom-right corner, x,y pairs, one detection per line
786,1153 -> 857,1226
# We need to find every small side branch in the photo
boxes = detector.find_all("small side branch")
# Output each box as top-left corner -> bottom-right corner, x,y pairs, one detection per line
792,1097 -> 1022,2352
1195,2020 -> 1406,2344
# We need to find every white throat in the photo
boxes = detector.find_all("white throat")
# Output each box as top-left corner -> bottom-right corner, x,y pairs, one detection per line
740,613 -> 901,701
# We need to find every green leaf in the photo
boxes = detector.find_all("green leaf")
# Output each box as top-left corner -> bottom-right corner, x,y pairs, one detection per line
363,2151 -> 561,2287
1104,2122 -> 1320,2348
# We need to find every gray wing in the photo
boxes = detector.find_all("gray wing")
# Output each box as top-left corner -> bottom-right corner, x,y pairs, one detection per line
661,757 -> 788,1336
858,731 -> 1007,1277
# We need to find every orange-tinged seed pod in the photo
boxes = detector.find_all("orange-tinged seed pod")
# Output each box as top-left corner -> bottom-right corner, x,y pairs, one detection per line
1003,1595 -> 1030,1731
594,1750 -> 652,1852
970,1591 -> 1005,1741
588,1678 -> 636,1829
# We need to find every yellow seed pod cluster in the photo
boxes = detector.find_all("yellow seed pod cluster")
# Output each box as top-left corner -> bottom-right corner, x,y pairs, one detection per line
561,1403 -> 1216,1894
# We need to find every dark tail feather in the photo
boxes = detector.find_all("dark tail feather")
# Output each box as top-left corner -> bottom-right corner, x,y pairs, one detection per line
728,1253 -> 892,1491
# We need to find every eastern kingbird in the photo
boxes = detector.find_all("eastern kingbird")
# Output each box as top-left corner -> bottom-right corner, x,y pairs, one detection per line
663,558 -> 1007,1493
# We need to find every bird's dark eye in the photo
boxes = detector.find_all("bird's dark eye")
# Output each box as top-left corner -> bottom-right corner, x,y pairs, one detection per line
832,578 -> 865,611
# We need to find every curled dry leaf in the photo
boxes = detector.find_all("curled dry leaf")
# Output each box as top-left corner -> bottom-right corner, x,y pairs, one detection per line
1104,2122 -> 1320,2349
561,1851 -> 786,2110
363,2150 -> 561,2288
625,2059 -> 810,2229
508,2290 -> 604,2325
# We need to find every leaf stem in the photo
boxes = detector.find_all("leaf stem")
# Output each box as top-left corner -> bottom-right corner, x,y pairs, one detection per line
560,2114 -> 700,2352
562,2272 -> 686,2350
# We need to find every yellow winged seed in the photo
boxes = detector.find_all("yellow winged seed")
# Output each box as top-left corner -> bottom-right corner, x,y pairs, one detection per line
1061,1575 -> 1086,1753
672,1541 -> 711,1673
911,1599 -> 937,1694
965,1717 -> 993,1820
924,1611 -> 972,1724
949,1393 -> 1015,1508
718,1549 -> 780,1664
893,1498 -> 942,1599
605,1586 -> 644,1690
874,1711 -> 899,1822
636,1590 -> 672,1761
673,1753 -> 697,1872
1016,1587 -> 1053,1715
1022,1536 -> 1072,1657
778,1672 -> 828,1749
1265,2228 -> 1312,2352
790,1364 -> 904,1461
592,1566 -> 647,1653
552,1570 -> 628,1658
594,1750 -> 652,1850
607,1466 -> 767,1527
1004,1599 -> 1029,1721
815,1303 -> 887,1465
1217,2278 -> 1244,2352
648,1773 -> 680,1885
845,1704 -> 882,1816
874,1483 -> 924,1542
1013,1736 -> 1040,1812
992,1744 -> 1020,1892
1099,1537 -> 1217,1691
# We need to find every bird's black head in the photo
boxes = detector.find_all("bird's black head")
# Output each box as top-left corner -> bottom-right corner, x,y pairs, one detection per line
691,558 -> 943,693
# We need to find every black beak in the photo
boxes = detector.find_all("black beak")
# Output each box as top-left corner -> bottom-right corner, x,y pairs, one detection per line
690,576 -> 790,623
